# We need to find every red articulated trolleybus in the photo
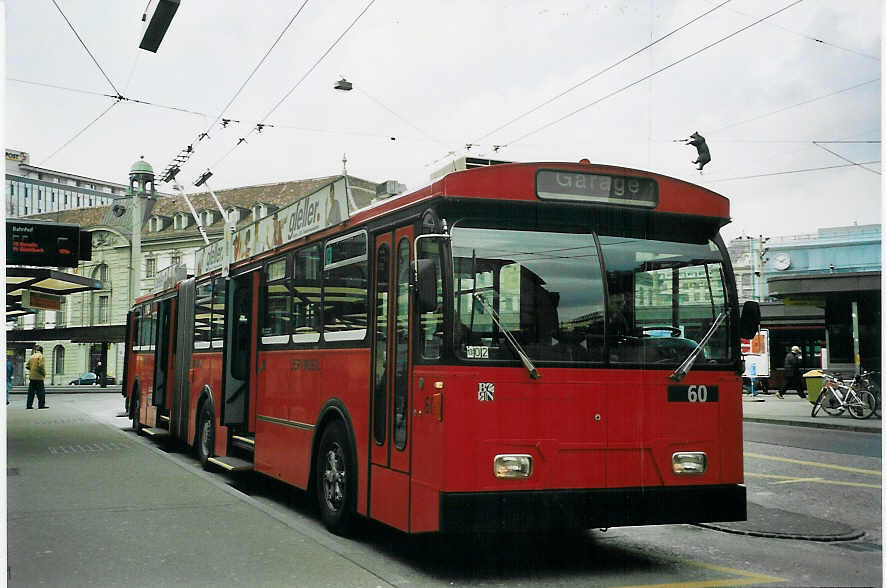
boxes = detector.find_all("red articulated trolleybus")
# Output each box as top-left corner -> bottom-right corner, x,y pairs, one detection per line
123,161 -> 761,535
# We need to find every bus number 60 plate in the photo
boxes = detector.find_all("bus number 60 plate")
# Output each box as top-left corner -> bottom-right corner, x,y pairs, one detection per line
667,385 -> 718,402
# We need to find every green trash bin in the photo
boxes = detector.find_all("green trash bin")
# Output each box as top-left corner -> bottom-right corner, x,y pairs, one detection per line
804,370 -> 824,404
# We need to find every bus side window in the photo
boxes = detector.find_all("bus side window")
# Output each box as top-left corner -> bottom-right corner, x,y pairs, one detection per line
211,278 -> 226,348
193,281 -> 212,350
292,246 -> 321,343
418,239 -> 443,359
262,257 -> 291,344
323,260 -> 368,340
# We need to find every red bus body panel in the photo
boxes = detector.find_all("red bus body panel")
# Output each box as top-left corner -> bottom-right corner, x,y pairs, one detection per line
253,348 -> 372,516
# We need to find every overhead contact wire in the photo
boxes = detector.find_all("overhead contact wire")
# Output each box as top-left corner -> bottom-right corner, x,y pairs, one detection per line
472,0 -> 734,144
207,0 -> 378,171
39,100 -> 121,166
50,0 -> 122,96
501,0 -> 805,149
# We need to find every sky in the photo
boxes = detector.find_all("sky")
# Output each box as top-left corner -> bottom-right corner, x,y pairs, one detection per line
4,0 -> 882,243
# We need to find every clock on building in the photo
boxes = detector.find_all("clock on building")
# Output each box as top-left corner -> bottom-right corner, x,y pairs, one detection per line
772,252 -> 791,270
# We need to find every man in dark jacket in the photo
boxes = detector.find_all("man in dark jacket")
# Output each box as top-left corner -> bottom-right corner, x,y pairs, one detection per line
777,345 -> 806,399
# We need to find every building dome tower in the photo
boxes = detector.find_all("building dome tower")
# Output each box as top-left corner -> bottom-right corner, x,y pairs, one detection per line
126,156 -> 155,303
128,156 -> 155,197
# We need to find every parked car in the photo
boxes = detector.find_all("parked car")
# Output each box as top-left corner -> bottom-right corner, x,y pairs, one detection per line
68,372 -> 116,386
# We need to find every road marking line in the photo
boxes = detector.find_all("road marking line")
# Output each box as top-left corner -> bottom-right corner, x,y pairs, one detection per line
746,472 -> 881,489
745,452 -> 881,476
618,558 -> 784,587
770,476 -> 824,484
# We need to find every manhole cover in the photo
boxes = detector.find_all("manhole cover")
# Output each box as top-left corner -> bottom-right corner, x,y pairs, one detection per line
698,502 -> 864,541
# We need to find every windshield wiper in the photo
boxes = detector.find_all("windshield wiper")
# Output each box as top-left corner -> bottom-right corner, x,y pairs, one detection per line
473,292 -> 541,380
668,310 -> 728,382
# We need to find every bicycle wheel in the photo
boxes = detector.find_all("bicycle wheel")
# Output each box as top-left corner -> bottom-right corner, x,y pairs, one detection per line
848,390 -> 876,420
811,389 -> 828,417
820,388 -> 845,416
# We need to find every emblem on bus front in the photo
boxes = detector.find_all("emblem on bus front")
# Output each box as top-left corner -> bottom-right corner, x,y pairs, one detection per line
478,382 -> 495,402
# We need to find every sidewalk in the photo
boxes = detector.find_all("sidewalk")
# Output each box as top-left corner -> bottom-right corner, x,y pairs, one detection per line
742,392 -> 881,433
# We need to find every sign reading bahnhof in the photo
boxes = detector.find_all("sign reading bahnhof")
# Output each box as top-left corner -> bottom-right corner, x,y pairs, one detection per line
6,219 -> 92,267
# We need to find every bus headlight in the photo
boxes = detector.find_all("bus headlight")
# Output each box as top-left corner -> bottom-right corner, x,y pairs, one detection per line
672,452 -> 707,475
494,454 -> 532,479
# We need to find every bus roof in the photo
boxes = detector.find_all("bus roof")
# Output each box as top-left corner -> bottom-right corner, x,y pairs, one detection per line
348,160 -> 730,226
179,160 -> 731,285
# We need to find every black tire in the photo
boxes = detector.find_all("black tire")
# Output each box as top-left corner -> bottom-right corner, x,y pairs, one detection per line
196,403 -> 215,470
820,387 -> 845,416
315,421 -> 355,535
131,393 -> 142,434
848,390 -> 876,420
811,390 -> 827,417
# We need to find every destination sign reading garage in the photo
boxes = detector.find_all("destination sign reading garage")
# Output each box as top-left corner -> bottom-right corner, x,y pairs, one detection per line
536,170 -> 658,207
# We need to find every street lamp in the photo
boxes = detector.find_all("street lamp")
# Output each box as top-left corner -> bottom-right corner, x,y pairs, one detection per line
334,78 -> 353,91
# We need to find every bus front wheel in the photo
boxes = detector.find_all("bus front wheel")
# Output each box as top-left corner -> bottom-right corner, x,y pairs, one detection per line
316,421 -> 354,535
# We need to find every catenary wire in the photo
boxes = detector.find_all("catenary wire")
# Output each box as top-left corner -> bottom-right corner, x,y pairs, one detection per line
50,0 -> 122,97
9,77 -> 213,117
707,160 -> 880,182
718,3 -> 880,61
38,100 -> 122,166
157,1 -> 313,181
709,78 -> 879,133
205,0 -> 378,173
812,142 -> 881,175
355,86 -> 448,147
198,0 -> 311,144
7,77 -> 112,98
471,0 -> 734,145
498,0 -> 805,150
257,0 -> 377,124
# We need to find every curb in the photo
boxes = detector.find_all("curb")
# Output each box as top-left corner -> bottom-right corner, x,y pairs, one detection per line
744,416 -> 881,434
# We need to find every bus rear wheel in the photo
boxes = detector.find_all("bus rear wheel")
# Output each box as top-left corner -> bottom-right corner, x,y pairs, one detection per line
196,403 -> 215,470
131,393 -> 142,435
316,421 -> 354,535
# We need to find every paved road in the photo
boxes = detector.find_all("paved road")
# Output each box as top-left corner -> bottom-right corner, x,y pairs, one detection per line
745,420 -> 882,457
7,393 -> 882,587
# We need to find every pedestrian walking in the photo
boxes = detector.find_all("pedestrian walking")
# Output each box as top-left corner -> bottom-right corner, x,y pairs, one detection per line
777,345 -> 807,399
26,345 -> 48,409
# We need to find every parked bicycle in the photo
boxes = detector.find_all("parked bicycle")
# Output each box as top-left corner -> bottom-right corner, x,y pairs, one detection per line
852,370 -> 880,417
811,371 -> 877,419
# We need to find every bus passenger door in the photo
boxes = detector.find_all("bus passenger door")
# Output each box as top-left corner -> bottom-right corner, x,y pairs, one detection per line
368,227 -> 414,530
152,299 -> 172,407
222,273 -> 253,427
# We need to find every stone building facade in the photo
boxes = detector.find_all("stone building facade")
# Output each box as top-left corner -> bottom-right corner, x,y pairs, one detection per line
11,159 -> 379,385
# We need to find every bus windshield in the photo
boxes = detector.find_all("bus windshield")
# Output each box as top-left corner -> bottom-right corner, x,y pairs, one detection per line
450,225 -> 732,367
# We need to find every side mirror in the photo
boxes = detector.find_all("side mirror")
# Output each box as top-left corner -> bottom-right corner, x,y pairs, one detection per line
413,259 -> 437,314
739,301 -> 761,340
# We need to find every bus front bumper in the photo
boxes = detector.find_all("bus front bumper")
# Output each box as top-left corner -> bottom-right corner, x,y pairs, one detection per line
438,484 -> 746,533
